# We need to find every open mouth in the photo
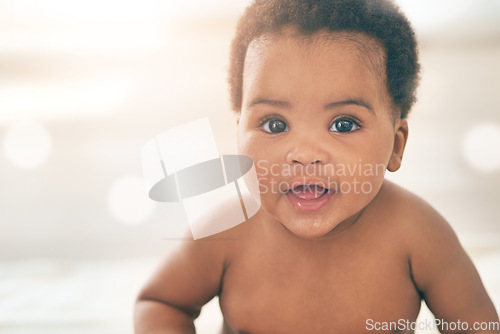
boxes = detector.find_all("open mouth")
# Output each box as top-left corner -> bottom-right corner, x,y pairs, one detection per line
285,184 -> 334,211
289,185 -> 330,200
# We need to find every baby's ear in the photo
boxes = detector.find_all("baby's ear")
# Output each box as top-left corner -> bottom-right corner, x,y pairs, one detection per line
387,119 -> 409,172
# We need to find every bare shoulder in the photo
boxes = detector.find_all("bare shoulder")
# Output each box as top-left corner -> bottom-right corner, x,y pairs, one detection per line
377,181 -> 499,325
371,180 -> 463,285
374,179 -> 454,242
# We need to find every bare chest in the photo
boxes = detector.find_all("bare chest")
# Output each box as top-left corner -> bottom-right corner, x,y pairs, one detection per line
219,238 -> 421,334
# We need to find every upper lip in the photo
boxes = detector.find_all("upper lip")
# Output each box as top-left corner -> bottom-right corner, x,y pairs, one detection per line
286,177 -> 333,191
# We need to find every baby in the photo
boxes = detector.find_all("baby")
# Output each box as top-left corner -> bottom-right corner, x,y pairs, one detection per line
135,0 -> 500,333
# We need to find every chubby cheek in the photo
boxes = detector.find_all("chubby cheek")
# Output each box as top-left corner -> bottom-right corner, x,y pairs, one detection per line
324,162 -> 386,227
237,119 -> 258,158
336,173 -> 384,216
246,148 -> 285,201
237,129 -> 279,201
332,135 -> 392,202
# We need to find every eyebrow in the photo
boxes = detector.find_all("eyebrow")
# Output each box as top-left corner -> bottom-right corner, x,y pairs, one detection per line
247,97 -> 373,113
247,98 -> 291,109
325,98 -> 373,113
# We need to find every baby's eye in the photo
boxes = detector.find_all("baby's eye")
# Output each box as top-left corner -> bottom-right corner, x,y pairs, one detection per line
261,119 -> 289,134
329,119 -> 360,133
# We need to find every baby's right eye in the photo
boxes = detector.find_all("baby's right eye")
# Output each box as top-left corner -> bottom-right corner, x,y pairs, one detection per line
261,119 -> 289,134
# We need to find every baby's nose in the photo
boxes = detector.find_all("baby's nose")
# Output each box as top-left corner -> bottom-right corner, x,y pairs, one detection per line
287,153 -> 322,165
285,139 -> 330,166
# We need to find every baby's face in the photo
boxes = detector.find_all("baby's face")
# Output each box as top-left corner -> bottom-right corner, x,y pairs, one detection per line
237,28 -> 407,239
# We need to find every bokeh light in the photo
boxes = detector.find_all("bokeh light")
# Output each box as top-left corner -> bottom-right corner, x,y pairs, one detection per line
463,122 -> 500,173
2,120 -> 52,170
107,175 -> 156,225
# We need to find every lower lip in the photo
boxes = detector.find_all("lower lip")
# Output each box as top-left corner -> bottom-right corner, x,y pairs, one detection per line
286,190 -> 334,211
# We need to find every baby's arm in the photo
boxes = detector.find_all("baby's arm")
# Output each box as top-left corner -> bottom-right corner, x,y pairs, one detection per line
134,236 -> 227,333
407,201 -> 499,334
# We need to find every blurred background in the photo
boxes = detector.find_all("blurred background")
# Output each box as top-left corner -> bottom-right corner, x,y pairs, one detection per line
0,0 -> 499,333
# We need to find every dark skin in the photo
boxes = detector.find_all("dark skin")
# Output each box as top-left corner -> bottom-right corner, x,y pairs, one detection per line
135,28 -> 499,334
135,181 -> 498,334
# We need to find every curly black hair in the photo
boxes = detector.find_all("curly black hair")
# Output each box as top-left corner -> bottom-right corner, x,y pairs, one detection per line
228,0 -> 420,118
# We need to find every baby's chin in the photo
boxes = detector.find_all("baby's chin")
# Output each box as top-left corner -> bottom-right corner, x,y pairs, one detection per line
276,213 -> 348,240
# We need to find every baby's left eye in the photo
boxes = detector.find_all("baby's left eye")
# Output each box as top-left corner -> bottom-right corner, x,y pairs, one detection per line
329,119 -> 360,133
